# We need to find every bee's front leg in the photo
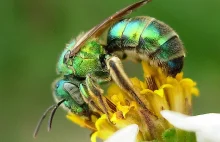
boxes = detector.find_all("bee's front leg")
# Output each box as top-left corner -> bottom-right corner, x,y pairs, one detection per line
105,55 -> 146,109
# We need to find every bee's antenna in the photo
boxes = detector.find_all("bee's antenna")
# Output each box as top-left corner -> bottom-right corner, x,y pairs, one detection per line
48,99 -> 65,132
33,99 -> 65,138
33,104 -> 56,138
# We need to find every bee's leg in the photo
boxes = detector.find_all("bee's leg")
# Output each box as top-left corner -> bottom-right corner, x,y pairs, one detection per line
79,84 -> 104,114
85,73 -> 112,121
105,55 -> 146,109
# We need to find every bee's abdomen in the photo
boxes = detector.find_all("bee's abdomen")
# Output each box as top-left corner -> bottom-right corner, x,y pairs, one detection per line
106,16 -> 185,76
107,17 -> 151,52
107,16 -> 184,58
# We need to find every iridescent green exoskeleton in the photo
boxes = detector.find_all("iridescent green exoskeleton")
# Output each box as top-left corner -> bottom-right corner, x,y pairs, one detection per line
34,0 -> 186,137
60,0 -> 184,116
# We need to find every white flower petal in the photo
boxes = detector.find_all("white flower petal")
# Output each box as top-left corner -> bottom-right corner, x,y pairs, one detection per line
161,110 -> 220,142
105,124 -> 139,142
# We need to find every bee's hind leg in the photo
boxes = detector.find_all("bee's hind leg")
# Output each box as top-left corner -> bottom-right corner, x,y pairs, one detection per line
105,55 -> 146,109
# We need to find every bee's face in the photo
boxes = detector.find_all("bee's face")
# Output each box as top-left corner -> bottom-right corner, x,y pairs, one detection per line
53,79 -> 85,114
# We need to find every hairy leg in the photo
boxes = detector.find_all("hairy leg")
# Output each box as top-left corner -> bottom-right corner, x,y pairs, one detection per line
105,55 -> 146,108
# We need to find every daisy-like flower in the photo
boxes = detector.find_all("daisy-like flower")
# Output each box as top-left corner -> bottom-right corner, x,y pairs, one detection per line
161,110 -> 220,142
67,61 -> 199,142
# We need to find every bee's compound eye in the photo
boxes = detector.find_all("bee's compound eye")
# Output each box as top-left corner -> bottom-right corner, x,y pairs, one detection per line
63,83 -> 78,93
63,83 -> 84,105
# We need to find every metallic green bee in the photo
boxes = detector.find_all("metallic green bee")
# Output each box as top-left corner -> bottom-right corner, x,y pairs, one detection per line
34,0 -> 185,137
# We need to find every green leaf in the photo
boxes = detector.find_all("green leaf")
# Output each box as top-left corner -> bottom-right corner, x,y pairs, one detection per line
162,128 -> 196,142
162,128 -> 177,142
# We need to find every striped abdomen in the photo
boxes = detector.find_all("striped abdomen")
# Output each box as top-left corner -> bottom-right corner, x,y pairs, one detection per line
106,16 -> 185,76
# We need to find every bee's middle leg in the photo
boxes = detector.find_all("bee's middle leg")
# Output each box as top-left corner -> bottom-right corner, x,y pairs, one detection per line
85,73 -> 112,121
79,84 -> 104,115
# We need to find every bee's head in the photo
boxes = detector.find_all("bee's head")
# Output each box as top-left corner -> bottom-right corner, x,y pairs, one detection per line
53,79 -> 85,112
33,78 -> 85,138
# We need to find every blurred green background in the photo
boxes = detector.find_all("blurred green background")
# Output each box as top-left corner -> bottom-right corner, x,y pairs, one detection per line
1,0 -> 220,142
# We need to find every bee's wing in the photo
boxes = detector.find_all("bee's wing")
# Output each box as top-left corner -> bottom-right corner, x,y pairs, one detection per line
70,0 -> 151,57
